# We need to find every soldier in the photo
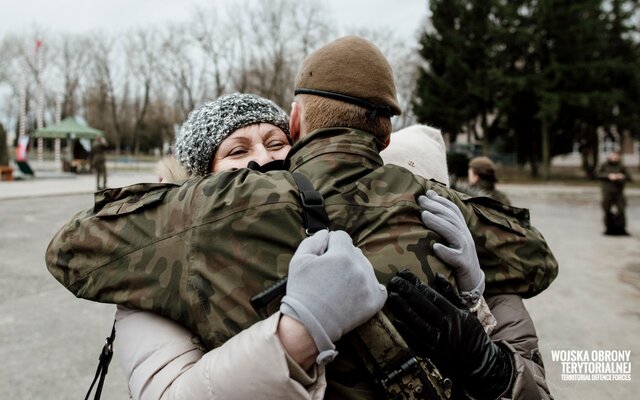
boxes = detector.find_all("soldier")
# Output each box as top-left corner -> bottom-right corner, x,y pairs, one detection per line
597,150 -> 632,235
91,136 -> 108,190
467,156 -> 511,205
47,36 -> 558,399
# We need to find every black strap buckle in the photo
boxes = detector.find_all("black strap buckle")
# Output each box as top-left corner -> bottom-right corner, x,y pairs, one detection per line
299,189 -> 324,207
292,172 -> 330,235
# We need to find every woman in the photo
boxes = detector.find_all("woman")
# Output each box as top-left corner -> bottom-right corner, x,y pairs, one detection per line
115,98 -> 488,400
467,156 -> 511,205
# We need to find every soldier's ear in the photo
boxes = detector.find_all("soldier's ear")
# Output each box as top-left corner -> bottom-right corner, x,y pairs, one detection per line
290,102 -> 301,142
382,136 -> 390,150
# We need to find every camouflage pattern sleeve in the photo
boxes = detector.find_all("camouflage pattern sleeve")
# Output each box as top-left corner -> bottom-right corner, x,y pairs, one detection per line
427,182 -> 559,298
45,181 -> 195,321
45,171 -> 307,345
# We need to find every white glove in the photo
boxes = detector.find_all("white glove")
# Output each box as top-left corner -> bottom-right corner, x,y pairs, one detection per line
280,230 -> 387,365
418,190 -> 485,305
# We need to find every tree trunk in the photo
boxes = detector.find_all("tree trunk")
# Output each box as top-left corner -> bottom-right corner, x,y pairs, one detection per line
580,128 -> 599,179
541,119 -> 550,180
530,133 -> 540,178
589,134 -> 599,179
481,112 -> 489,156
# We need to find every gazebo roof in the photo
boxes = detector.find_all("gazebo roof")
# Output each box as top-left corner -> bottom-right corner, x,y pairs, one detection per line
33,117 -> 105,139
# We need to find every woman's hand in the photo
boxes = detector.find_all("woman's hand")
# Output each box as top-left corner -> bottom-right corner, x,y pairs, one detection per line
418,190 -> 485,304
280,230 -> 387,366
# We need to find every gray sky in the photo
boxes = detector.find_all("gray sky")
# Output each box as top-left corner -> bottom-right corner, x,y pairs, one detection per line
1,0 -> 428,41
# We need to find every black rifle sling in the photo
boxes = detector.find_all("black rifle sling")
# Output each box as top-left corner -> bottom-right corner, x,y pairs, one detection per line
292,172 -> 330,235
84,320 -> 116,400
290,172 -> 451,399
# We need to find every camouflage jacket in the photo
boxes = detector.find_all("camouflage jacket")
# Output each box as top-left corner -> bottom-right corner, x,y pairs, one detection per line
46,128 -> 558,398
91,141 -> 107,166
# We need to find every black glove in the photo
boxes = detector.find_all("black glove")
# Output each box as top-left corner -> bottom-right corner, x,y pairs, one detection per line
387,271 -> 513,400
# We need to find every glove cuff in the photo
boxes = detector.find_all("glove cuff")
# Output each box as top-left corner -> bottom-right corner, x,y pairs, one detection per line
280,296 -> 338,365
458,270 -> 485,307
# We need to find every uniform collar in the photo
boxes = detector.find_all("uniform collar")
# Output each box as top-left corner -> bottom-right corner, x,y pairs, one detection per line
286,127 -> 385,173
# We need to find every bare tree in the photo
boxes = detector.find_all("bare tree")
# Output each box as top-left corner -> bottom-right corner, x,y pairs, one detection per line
0,34 -> 22,132
191,6 -> 235,100
0,34 -> 15,83
225,2 -> 252,94
0,32 -> 49,138
238,0 -> 331,108
158,22 -> 206,119
0,0 -> 423,155
52,33 -> 91,118
352,27 -> 421,129
289,0 -> 331,58
125,28 -> 163,155
85,33 -> 130,155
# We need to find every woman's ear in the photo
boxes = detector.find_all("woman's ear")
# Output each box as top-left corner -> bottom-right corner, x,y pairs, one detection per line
290,102 -> 301,142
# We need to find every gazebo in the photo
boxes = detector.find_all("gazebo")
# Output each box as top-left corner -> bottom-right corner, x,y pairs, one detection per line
33,117 -> 105,172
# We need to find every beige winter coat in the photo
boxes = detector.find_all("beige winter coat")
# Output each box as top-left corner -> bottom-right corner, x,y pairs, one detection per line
115,307 -> 326,400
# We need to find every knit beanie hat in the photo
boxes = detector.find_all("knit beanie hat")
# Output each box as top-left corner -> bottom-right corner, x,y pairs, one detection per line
380,124 -> 450,186
175,93 -> 290,176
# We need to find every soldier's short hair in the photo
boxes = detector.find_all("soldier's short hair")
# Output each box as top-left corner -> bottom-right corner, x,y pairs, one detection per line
297,94 -> 392,145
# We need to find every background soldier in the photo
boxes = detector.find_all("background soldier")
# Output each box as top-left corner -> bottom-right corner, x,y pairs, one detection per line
91,137 -> 108,190
597,151 -> 632,235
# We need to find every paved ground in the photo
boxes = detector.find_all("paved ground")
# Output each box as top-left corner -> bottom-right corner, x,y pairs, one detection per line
507,184 -> 640,399
1,174 -> 639,399
0,172 -> 157,400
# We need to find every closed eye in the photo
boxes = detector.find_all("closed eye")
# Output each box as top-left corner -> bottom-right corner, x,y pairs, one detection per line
267,140 -> 286,150
227,147 -> 249,157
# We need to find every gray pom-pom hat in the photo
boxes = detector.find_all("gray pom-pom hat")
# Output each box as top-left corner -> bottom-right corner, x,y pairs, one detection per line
175,93 -> 290,176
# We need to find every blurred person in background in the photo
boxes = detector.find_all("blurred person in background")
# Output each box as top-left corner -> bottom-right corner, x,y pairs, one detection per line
91,136 -> 108,190
597,150 -> 632,235
467,156 -> 511,205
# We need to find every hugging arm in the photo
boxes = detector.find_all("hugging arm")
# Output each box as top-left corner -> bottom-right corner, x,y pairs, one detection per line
114,230 -> 385,400
115,307 -> 325,400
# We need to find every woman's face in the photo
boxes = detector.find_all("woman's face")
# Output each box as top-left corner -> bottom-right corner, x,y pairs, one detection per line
468,168 -> 479,184
211,123 -> 291,172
